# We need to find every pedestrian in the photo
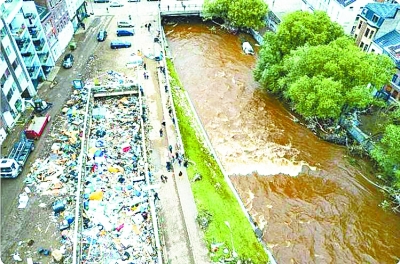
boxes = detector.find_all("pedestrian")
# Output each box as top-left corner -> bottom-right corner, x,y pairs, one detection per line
139,85 -> 144,96
169,145 -> 173,153
129,15 -> 132,20
175,151 -> 179,159
161,174 -> 168,183
145,23 -> 148,28
165,85 -> 168,93
168,107 -> 173,116
166,161 -> 172,171
106,7 -> 109,12
143,72 -> 147,79
143,63 -> 147,70
167,5 -> 170,11
178,157 -> 182,166
154,192 -> 160,201
148,24 -> 151,32
161,120 -> 166,126
172,117 -> 176,125
159,128 -> 163,137
179,171 -> 183,177
183,159 -> 188,168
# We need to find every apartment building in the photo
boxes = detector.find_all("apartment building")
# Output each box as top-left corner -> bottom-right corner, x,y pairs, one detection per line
370,30 -> 400,101
64,0 -> 87,31
34,0 -> 73,61
352,2 -> 400,52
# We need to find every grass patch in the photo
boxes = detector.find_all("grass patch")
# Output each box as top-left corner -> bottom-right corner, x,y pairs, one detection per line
167,59 -> 268,263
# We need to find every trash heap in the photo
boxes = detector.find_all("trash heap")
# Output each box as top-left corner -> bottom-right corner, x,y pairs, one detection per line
20,89 -> 89,262
80,96 -> 158,263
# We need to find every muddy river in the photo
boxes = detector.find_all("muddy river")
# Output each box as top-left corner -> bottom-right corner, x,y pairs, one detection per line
164,20 -> 400,263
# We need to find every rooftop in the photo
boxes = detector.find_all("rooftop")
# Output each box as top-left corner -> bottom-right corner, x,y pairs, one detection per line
336,0 -> 356,7
365,2 -> 400,18
374,30 -> 400,49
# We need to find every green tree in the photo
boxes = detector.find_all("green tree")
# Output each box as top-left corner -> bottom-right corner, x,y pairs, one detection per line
371,124 -> 400,188
254,11 -> 345,92
203,0 -> 268,29
282,37 -> 395,120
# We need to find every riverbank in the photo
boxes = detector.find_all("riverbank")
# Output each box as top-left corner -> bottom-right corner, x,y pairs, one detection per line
166,58 -> 269,263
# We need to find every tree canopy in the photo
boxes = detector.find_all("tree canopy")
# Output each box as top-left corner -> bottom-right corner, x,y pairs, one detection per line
254,11 -> 395,121
371,124 -> 400,188
254,11 -> 345,93
282,37 -> 395,120
203,0 -> 268,29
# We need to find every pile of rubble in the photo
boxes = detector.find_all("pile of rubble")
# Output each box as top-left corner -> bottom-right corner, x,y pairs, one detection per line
80,96 -> 158,262
14,71 -> 159,263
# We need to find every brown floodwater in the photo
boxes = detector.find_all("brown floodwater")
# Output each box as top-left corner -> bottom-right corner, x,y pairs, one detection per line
164,20 -> 400,263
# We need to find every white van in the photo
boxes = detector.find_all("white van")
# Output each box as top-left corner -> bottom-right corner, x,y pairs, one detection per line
117,20 -> 134,28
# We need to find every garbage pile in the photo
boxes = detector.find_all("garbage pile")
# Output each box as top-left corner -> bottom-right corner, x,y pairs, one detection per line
20,89 -> 90,262
80,96 -> 158,262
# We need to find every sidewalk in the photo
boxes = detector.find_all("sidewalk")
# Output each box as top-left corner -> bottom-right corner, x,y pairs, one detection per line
134,4 -> 209,263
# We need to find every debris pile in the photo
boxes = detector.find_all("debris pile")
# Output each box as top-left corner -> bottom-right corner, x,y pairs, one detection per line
80,96 -> 158,262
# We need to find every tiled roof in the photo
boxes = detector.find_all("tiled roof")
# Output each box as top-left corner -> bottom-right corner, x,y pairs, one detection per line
336,0 -> 356,7
374,30 -> 400,48
366,2 -> 400,18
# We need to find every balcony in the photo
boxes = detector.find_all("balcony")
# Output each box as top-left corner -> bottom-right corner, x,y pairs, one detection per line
38,52 -> 50,65
22,54 -> 35,66
29,27 -> 42,40
26,66 -> 40,79
33,40 -> 45,53
15,37 -> 32,53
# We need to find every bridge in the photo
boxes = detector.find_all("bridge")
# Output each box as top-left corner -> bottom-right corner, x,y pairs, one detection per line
159,2 -> 203,17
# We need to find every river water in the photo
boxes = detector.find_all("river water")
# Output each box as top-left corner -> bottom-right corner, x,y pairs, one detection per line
164,20 -> 400,263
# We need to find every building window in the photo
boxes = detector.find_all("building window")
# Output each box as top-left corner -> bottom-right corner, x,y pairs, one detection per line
360,42 -> 364,49
364,28 -> 370,37
12,60 -> 18,70
371,49 -> 375,53
354,34 -> 358,39
363,44 -> 369,51
6,83 -> 17,101
5,46 -> 11,56
372,15 -> 379,23
358,21 -> 362,29
393,74 -> 398,83
369,30 -> 374,39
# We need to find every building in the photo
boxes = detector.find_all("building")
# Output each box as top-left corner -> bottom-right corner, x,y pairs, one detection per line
292,0 -> 372,35
352,2 -> 400,52
1,0 -> 53,142
370,30 -> 400,101
34,0 -> 74,61
64,0 -> 87,31
264,0 -> 306,32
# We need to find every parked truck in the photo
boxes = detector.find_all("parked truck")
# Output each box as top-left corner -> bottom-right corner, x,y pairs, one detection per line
24,113 -> 51,140
0,134 -> 35,179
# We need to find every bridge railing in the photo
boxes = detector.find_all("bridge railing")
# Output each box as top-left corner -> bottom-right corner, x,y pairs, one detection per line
160,3 -> 203,14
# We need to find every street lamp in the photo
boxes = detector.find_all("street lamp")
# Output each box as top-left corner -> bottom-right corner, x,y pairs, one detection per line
224,221 -> 238,258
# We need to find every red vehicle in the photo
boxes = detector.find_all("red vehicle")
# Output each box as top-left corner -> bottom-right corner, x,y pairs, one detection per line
24,114 -> 51,140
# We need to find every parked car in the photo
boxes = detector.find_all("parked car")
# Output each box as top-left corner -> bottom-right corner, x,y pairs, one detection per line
94,0 -> 110,3
62,53 -> 74,68
128,0 -> 140,2
110,1 -> 123,7
117,20 -> 134,28
110,40 -> 132,49
117,29 -> 135,37
97,30 -> 107,41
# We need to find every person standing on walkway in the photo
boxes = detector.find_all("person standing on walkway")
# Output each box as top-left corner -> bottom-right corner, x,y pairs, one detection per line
143,63 -> 147,70
179,171 -> 183,178
159,128 -> 163,137
161,120 -> 166,127
106,7 -> 109,12
168,145 -> 173,153
154,192 -> 160,201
